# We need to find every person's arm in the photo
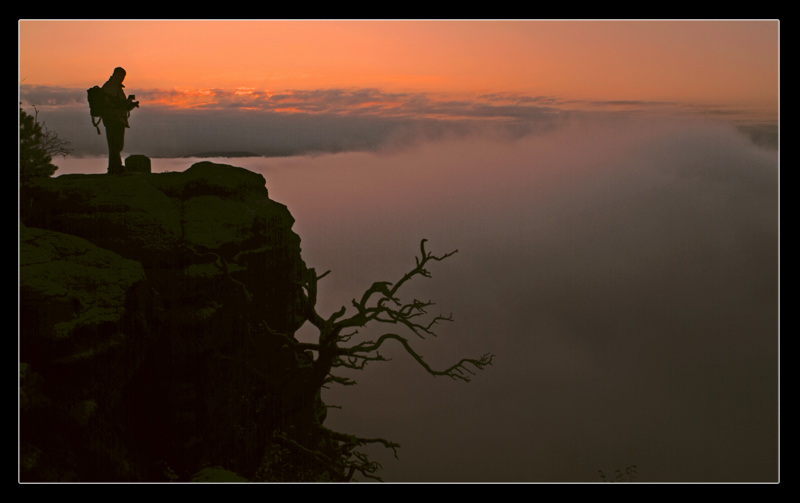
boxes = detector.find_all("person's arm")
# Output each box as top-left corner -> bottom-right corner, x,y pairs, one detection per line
102,84 -> 129,109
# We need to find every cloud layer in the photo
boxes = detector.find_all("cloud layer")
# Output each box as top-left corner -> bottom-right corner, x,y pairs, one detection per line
21,84 -> 776,160
250,114 -> 778,481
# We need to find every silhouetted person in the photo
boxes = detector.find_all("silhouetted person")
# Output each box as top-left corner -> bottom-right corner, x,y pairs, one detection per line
101,67 -> 139,171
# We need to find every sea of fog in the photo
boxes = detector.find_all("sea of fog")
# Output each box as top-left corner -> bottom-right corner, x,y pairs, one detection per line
50,114 -> 779,482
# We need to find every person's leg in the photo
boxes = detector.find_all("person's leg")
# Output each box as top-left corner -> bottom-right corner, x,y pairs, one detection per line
105,122 -> 125,170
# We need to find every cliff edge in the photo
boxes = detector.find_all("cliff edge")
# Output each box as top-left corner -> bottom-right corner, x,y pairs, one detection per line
20,162 -> 327,481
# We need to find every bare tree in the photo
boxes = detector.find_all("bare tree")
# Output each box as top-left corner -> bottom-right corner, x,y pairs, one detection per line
28,106 -> 73,159
19,106 -> 72,183
267,239 -> 493,480
305,239 -> 492,386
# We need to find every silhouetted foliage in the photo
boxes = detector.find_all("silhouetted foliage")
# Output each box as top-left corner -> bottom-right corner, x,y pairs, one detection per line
263,239 -> 494,481
19,106 -> 71,184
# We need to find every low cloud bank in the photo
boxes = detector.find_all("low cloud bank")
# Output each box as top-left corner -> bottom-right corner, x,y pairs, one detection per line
254,114 -> 778,481
22,84 -> 775,162
26,104 -> 561,160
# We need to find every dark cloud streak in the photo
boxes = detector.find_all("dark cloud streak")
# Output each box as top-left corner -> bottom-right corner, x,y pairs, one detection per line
29,104 -> 563,159
19,84 -> 84,107
21,84 -> 777,160
21,84 -> 568,119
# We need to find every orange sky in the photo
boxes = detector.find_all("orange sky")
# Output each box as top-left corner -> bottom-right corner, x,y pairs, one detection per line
19,20 -> 778,113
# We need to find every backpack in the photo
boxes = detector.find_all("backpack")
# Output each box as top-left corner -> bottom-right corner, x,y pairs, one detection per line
87,86 -> 107,134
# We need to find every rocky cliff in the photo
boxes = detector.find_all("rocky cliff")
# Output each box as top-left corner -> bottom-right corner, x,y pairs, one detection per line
19,162 -> 330,481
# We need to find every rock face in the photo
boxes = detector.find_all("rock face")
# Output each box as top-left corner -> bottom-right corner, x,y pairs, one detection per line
20,162 -> 317,481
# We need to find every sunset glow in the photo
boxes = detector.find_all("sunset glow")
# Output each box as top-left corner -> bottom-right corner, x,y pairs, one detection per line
19,20 -> 778,118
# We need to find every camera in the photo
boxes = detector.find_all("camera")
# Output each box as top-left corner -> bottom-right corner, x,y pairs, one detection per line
127,94 -> 140,109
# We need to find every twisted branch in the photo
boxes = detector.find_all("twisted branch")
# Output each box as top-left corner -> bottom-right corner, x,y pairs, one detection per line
342,333 -> 494,382
287,239 -> 493,480
302,240 -> 492,386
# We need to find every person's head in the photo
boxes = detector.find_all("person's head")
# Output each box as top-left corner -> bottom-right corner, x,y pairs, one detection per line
111,67 -> 126,82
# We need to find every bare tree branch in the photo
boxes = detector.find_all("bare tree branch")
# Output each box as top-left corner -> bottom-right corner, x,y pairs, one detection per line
342,333 -> 494,382
33,106 -> 73,159
265,239 -> 493,480
321,426 -> 401,459
303,239 -> 492,387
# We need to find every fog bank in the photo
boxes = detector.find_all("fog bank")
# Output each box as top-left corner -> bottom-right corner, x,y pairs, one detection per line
259,115 -> 778,482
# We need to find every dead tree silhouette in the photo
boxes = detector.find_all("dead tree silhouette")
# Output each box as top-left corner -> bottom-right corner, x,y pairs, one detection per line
263,239 -> 494,480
